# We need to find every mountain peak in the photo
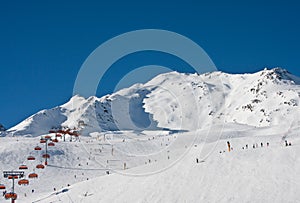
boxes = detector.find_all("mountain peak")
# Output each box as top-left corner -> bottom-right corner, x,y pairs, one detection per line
0,123 -> 6,131
255,67 -> 300,84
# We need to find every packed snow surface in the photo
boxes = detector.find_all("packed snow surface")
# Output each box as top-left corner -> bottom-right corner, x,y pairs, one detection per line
0,125 -> 299,203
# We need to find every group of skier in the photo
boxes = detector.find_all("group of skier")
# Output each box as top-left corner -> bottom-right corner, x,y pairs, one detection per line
247,142 -> 270,149
285,140 -> 292,146
227,141 -> 270,151
223,139 -> 293,153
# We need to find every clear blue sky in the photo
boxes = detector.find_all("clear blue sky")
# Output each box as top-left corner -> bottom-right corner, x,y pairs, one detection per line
0,0 -> 300,128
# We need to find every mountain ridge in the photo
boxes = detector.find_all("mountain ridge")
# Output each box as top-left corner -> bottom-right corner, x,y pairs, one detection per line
6,67 -> 300,137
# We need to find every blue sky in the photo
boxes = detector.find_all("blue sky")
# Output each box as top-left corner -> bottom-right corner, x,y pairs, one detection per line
0,0 -> 300,128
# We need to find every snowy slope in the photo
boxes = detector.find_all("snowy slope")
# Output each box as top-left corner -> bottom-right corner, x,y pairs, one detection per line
33,135 -> 300,203
0,125 -> 297,203
7,68 -> 300,137
144,68 -> 300,130
0,67 -> 299,202
7,88 -> 161,137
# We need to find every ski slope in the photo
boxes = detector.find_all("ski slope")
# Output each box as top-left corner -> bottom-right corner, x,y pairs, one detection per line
0,68 -> 299,202
1,124 -> 299,203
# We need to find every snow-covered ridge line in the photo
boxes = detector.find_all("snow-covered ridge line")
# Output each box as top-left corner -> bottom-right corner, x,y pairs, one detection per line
6,67 -> 300,137
0,124 -> 6,131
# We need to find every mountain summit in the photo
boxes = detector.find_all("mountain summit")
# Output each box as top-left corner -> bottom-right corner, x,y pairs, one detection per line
0,123 -> 6,131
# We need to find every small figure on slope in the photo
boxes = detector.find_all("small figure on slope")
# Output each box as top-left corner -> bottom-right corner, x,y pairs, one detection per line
227,141 -> 231,152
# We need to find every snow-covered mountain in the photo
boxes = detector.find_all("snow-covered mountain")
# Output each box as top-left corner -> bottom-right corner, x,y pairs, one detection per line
1,67 -> 300,203
7,68 -> 300,137
0,123 -> 6,137
0,123 -> 5,131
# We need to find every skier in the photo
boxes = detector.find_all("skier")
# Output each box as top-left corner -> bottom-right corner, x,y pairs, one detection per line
227,141 -> 231,152
285,140 -> 288,147
196,158 -> 199,163
261,142 -> 263,147
246,144 -> 248,149
267,142 -> 269,147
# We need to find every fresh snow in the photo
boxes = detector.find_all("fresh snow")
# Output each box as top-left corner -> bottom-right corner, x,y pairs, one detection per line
0,68 -> 299,202
6,68 -> 300,137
